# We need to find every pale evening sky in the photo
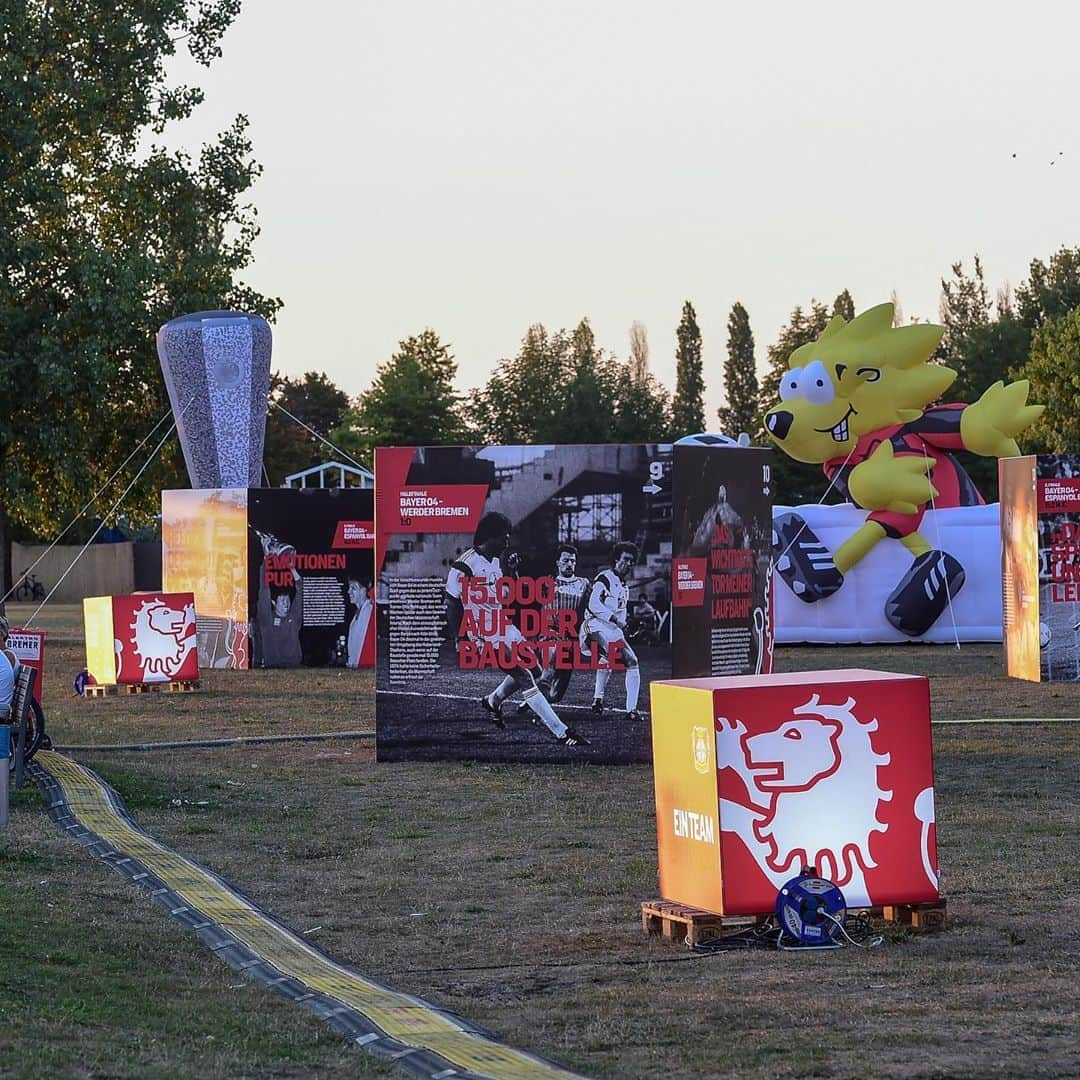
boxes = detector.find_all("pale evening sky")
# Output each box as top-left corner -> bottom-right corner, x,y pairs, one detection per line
163,1 -> 1077,424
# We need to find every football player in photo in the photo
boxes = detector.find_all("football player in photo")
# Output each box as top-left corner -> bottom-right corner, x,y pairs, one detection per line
445,512 -> 589,747
517,542 -> 591,713
582,540 -> 642,721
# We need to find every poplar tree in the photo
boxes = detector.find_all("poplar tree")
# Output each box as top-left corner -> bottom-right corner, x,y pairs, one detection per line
672,301 -> 705,435
717,302 -> 758,440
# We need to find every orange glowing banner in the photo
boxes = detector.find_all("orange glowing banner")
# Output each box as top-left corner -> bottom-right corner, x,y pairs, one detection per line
1001,454 -> 1080,682
162,489 -> 249,669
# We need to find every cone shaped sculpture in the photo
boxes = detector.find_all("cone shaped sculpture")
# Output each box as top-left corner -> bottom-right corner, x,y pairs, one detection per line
156,310 -> 272,489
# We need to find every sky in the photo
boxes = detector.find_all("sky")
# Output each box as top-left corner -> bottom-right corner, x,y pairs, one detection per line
163,0 -> 1078,424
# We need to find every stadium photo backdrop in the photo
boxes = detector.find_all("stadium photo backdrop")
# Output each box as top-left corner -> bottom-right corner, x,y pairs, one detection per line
375,444 -> 774,764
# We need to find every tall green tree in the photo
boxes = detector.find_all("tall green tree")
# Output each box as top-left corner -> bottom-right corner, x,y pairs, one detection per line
1015,246 -> 1080,331
476,324 -> 575,444
334,331 -> 469,463
1015,308 -> 1080,452
937,257 -> 993,369
671,301 -> 705,435
716,301 -> 758,439
832,288 -> 855,322
612,369 -> 671,443
935,257 -> 1044,499
563,319 -> 618,443
0,0 -> 278,586
263,372 -> 351,485
476,320 -> 670,445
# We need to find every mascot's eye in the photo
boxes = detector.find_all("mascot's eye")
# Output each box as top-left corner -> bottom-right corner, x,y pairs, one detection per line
798,360 -> 835,406
779,367 -> 803,402
783,729 -> 802,740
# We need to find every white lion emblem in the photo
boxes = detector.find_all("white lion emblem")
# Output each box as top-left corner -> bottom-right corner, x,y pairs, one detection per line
716,693 -> 892,907
127,599 -> 197,680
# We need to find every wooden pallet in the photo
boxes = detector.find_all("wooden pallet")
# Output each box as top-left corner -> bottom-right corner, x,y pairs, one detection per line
83,680 -> 200,699
642,897 -> 947,943
880,900 -> 948,930
641,900 -> 768,945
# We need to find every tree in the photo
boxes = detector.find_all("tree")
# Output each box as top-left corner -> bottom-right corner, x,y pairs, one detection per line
476,324 -> 575,444
832,289 -> 855,322
1015,308 -> 1080,452
612,368 -> 671,443
263,372 -> 351,485
628,321 -> 650,384
716,302 -> 758,439
938,257 -> 993,362
671,301 -> 705,435
476,320 -> 671,445
562,319 -> 618,443
1015,246 -> 1080,331
0,1 -> 278,587
334,331 -> 469,463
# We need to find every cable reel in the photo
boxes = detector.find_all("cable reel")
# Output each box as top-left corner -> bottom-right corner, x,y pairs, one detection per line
775,866 -> 848,951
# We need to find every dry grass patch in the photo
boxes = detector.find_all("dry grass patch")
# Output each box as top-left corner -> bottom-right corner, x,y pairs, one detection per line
2,605 -> 1078,1077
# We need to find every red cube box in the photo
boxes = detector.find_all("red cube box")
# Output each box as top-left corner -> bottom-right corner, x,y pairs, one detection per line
83,593 -> 199,685
651,669 -> 939,915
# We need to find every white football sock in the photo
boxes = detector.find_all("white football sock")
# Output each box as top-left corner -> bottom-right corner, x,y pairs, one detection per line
524,687 -> 567,738
625,667 -> 641,711
594,666 -> 611,701
490,675 -> 517,705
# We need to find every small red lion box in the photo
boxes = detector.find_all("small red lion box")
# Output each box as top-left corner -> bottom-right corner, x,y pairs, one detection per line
83,593 -> 199,686
650,669 -> 939,915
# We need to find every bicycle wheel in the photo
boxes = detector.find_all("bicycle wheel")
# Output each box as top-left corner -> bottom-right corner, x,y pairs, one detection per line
8,698 -> 44,771
13,581 -> 30,602
31,583 -> 45,601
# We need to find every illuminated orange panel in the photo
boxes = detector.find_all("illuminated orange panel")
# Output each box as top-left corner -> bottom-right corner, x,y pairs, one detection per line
650,682 -> 723,913
161,489 -> 249,669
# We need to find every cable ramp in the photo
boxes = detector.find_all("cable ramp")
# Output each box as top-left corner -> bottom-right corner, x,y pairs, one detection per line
30,750 -> 585,1080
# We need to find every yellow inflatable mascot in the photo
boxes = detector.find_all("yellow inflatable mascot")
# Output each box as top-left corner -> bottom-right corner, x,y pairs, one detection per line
765,302 -> 1042,636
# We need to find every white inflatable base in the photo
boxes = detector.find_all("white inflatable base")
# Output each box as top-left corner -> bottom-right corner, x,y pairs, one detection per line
773,502 -> 1003,644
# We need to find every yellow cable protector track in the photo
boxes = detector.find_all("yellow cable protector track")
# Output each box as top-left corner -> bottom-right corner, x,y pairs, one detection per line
32,750 -> 584,1080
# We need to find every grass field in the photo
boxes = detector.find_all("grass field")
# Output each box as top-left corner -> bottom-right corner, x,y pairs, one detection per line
2,603 -> 1078,1078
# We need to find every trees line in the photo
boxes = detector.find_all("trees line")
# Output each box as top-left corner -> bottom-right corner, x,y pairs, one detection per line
2,1 -> 1077,587
329,249 -> 1080,506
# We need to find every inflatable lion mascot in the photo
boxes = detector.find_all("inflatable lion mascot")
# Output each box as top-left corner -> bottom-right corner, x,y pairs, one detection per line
765,302 -> 1043,637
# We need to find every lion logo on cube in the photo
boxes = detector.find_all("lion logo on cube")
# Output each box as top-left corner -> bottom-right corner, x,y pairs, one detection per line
716,693 -> 893,906
128,598 -> 197,680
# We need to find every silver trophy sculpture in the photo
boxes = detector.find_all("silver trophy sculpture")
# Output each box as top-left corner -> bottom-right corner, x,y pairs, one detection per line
157,310 -> 272,489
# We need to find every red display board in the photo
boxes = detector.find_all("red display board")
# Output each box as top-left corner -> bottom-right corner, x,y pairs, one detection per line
8,628 -> 46,705
651,669 -> 939,915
